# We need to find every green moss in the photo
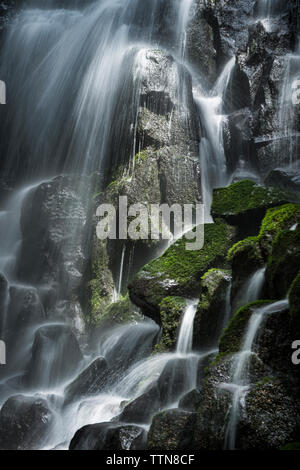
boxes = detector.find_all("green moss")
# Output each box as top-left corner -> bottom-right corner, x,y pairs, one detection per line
97,294 -> 142,327
227,236 -> 262,263
258,203 -> 300,256
212,180 -> 291,219
219,300 -> 272,354
134,149 -> 148,162
129,221 -> 235,319
140,219 -> 234,297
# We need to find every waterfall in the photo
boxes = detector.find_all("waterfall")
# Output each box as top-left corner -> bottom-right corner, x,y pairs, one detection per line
222,300 -> 289,450
117,245 -> 126,298
195,57 -> 235,222
0,0 -> 195,179
234,267 -> 266,312
277,39 -> 300,168
176,302 -> 197,354
0,0 -> 202,449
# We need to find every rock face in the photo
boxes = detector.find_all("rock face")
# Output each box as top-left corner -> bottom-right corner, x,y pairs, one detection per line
0,395 -> 54,450
18,176 -> 90,300
134,48 -> 199,158
70,422 -> 146,450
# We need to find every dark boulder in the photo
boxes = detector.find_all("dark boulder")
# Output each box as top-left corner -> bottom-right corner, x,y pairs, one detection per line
147,409 -> 197,451
27,324 -> 83,388
265,167 -> 300,196
265,229 -> 300,299
0,394 -> 54,450
64,357 -> 108,405
70,422 -> 146,450
118,384 -> 161,424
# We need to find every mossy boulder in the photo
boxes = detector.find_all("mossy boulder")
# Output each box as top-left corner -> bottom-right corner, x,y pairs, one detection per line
227,204 -> 300,303
265,229 -> 300,299
289,272 -> 300,334
147,409 -> 197,451
258,203 -> 300,258
219,300 -> 272,355
212,180 -> 293,236
129,220 -> 235,323
95,294 -> 142,329
193,269 -> 232,350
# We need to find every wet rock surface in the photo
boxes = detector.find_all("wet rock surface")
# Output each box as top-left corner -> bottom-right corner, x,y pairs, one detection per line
70,422 -> 146,450
0,394 -> 54,450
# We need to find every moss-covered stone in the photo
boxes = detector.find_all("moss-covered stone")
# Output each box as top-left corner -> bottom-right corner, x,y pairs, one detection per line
258,203 -> 300,257
193,269 -> 231,350
265,229 -> 300,299
147,409 -> 197,451
96,294 -> 142,329
289,271 -> 300,334
219,300 -> 272,354
129,220 -> 235,323
227,204 -> 300,303
212,180 -> 292,235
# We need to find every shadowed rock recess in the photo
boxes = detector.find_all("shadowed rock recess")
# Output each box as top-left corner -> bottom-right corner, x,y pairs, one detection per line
0,0 -> 299,451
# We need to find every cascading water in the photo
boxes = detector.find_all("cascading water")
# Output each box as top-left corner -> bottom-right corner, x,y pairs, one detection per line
1,0 -> 290,452
0,0 -> 194,179
222,300 -> 289,450
277,38 -> 300,168
233,267 -> 266,312
0,0 -> 205,450
195,57 -> 236,222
